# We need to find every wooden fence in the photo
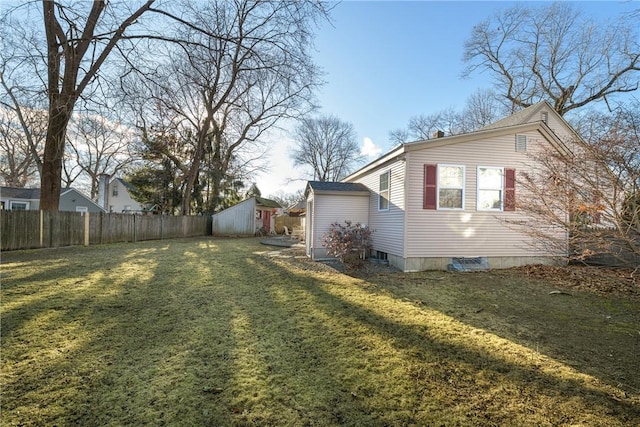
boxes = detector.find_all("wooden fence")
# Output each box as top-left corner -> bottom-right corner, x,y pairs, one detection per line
274,215 -> 303,234
1,211 -> 211,251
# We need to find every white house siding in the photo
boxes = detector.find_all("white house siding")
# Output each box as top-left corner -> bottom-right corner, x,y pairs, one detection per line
351,159 -> 406,260
309,192 -> 369,260
403,131 -> 566,270
212,198 -> 256,236
107,179 -> 144,213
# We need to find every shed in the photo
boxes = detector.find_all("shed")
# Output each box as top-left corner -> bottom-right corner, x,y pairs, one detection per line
211,196 -> 282,236
304,181 -> 370,260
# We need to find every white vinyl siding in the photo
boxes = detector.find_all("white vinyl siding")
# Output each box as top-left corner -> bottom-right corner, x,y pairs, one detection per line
307,193 -> 369,259
351,159 -> 405,259
404,131 -> 564,259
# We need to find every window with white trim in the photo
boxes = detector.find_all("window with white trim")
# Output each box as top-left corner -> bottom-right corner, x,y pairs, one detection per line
438,165 -> 464,209
477,167 -> 504,211
379,171 -> 390,211
112,183 -> 118,197
10,201 -> 29,211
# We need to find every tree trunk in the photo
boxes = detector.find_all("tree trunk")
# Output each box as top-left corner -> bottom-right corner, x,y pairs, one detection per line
40,104 -> 72,211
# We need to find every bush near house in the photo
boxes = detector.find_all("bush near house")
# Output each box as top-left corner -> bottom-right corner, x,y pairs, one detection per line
322,220 -> 373,269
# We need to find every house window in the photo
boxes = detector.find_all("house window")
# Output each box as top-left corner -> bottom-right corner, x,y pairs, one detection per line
515,134 -> 527,152
477,167 -> 504,210
379,171 -> 390,211
10,201 -> 29,211
438,165 -> 464,209
477,167 -> 517,211
112,184 -> 118,197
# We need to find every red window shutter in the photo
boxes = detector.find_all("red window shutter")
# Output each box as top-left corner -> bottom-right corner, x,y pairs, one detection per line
504,168 -> 516,211
424,164 -> 437,210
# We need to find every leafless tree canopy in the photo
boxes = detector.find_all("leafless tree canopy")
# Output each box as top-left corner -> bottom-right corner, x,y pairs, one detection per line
1,0 -> 329,212
514,101 -> 639,267
292,115 -> 362,182
127,0 -> 327,214
463,2 -> 640,116
389,89 -> 505,145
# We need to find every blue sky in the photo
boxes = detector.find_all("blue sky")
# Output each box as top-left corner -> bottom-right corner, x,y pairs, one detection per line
257,1 -> 637,197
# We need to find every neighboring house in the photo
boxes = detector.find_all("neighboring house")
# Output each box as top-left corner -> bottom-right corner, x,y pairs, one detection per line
305,101 -> 575,271
97,174 -> 145,213
0,186 -> 106,213
212,196 -> 283,236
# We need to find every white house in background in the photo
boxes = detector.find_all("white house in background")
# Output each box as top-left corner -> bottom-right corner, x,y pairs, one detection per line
305,101 -> 575,271
0,186 -> 106,213
97,174 -> 145,213
212,196 -> 283,236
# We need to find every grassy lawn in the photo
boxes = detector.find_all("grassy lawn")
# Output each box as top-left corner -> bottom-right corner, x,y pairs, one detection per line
2,237 -> 639,426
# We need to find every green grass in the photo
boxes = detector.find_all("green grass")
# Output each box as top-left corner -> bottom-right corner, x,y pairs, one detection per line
1,237 -> 639,426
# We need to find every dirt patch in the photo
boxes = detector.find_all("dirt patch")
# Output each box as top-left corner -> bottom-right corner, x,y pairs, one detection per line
505,264 -> 640,300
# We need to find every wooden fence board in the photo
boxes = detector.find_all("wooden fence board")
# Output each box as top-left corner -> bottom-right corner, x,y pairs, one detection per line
1,211 -> 210,251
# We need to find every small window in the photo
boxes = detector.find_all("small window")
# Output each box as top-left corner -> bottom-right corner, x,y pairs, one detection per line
515,134 -> 527,152
379,171 -> 390,211
112,184 -> 118,197
438,165 -> 464,209
477,167 -> 504,211
10,201 -> 29,211
375,251 -> 388,261
75,206 -> 88,213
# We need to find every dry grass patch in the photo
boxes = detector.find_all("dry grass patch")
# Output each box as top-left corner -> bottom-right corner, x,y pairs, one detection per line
2,237 -> 639,426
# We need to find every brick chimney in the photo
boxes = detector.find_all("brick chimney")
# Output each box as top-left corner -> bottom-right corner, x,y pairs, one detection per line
433,130 -> 445,139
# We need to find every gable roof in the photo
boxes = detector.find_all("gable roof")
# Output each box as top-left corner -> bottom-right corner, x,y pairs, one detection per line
343,100 -> 575,182
305,181 -> 370,197
1,186 -> 40,200
480,101 -> 549,131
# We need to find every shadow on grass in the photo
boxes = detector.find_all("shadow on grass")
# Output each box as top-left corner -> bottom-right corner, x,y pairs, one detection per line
350,268 -> 640,397
2,237 -> 639,426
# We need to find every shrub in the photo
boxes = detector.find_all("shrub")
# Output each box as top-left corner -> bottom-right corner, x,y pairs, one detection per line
322,221 -> 373,269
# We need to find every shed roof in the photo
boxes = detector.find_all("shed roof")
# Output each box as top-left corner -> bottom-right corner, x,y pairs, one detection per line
254,196 -> 282,209
306,181 -> 369,193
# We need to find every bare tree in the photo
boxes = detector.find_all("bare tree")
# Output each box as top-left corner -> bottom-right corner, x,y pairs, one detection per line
514,101 -> 639,267
65,110 -> 137,198
0,16 -> 46,187
463,2 -> 640,116
38,0 -> 158,210
459,89 -> 507,132
130,0 -> 327,214
291,115 -> 362,182
0,106 -> 46,187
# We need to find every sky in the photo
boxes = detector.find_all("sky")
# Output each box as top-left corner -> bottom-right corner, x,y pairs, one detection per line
254,0 -> 637,199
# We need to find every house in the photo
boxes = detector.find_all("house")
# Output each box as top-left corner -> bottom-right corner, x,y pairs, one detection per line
97,174 -> 145,213
0,186 -> 106,213
212,196 -> 283,236
305,101 -> 575,271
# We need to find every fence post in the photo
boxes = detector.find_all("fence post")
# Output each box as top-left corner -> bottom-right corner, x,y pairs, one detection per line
84,212 -> 90,246
40,210 -> 44,247
133,214 -> 137,243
